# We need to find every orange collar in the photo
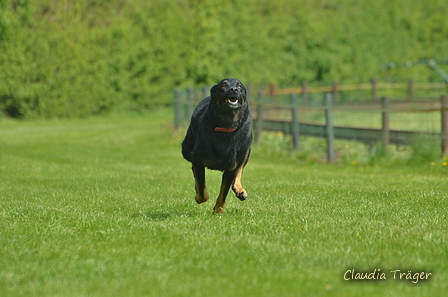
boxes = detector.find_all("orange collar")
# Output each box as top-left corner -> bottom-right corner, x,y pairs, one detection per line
214,125 -> 238,133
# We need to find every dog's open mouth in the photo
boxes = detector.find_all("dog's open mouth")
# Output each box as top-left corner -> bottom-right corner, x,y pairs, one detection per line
227,97 -> 239,106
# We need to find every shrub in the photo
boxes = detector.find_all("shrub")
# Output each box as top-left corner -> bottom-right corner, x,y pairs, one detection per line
1,0 -> 448,118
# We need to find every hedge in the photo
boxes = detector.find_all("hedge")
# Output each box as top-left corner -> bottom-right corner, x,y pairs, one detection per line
1,0 -> 448,118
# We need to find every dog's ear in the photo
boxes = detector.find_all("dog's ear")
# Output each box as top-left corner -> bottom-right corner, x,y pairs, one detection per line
210,84 -> 219,98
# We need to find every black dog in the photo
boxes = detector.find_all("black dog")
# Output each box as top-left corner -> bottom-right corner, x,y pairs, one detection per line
182,78 -> 252,214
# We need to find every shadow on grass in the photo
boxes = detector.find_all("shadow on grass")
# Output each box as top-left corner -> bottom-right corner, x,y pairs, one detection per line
132,210 -> 200,221
132,206 -> 252,221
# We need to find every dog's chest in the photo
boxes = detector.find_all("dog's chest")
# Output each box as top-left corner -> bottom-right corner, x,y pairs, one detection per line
203,135 -> 242,171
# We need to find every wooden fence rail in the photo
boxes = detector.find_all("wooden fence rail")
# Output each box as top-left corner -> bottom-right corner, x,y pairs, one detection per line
267,79 -> 447,101
174,82 -> 448,162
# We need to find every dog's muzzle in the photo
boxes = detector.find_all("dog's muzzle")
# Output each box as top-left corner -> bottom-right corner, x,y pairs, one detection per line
227,97 -> 239,107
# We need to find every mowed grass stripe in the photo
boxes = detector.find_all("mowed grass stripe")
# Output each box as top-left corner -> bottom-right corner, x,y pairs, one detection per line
0,109 -> 447,297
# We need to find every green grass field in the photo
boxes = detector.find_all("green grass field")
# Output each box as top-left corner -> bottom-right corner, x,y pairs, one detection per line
1,109 -> 447,297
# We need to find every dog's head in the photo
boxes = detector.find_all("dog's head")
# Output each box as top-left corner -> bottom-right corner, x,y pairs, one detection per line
211,78 -> 247,110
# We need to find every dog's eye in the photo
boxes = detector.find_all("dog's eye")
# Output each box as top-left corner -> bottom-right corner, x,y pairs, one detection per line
237,85 -> 242,89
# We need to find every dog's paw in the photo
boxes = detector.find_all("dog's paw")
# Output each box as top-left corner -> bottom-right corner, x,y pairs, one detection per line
195,193 -> 209,204
233,187 -> 248,201
213,206 -> 225,214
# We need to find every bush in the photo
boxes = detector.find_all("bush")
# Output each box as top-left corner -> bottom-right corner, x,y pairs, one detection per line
1,0 -> 448,118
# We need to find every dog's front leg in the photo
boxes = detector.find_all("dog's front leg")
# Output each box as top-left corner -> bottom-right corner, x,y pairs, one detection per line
232,149 -> 250,201
213,170 -> 238,214
232,164 -> 248,201
192,161 -> 209,204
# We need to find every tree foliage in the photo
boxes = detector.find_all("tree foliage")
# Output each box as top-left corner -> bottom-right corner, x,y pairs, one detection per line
1,0 -> 448,118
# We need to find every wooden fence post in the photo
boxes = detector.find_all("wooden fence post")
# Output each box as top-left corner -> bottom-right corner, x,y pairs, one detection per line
203,86 -> 209,98
247,83 -> 252,102
371,78 -> 378,100
255,89 -> 264,144
332,80 -> 339,102
302,81 -> 308,101
325,93 -> 335,162
173,88 -> 181,128
291,93 -> 300,150
408,79 -> 414,101
441,95 -> 448,156
185,88 -> 193,121
269,82 -> 276,101
382,97 -> 390,152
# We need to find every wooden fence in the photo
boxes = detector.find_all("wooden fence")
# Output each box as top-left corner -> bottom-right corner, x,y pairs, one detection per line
174,81 -> 448,161
265,79 -> 447,101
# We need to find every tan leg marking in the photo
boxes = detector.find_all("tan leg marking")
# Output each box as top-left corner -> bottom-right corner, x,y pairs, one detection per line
213,180 -> 228,214
192,166 -> 209,204
232,165 -> 248,201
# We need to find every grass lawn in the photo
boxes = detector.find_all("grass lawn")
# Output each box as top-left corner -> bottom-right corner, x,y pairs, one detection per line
0,109 -> 447,296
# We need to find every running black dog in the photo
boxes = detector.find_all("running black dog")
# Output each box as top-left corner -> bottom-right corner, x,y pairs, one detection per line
182,78 -> 252,214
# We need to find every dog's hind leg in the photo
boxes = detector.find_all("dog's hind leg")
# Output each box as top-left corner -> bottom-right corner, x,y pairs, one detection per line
192,163 -> 209,204
214,170 -> 238,214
